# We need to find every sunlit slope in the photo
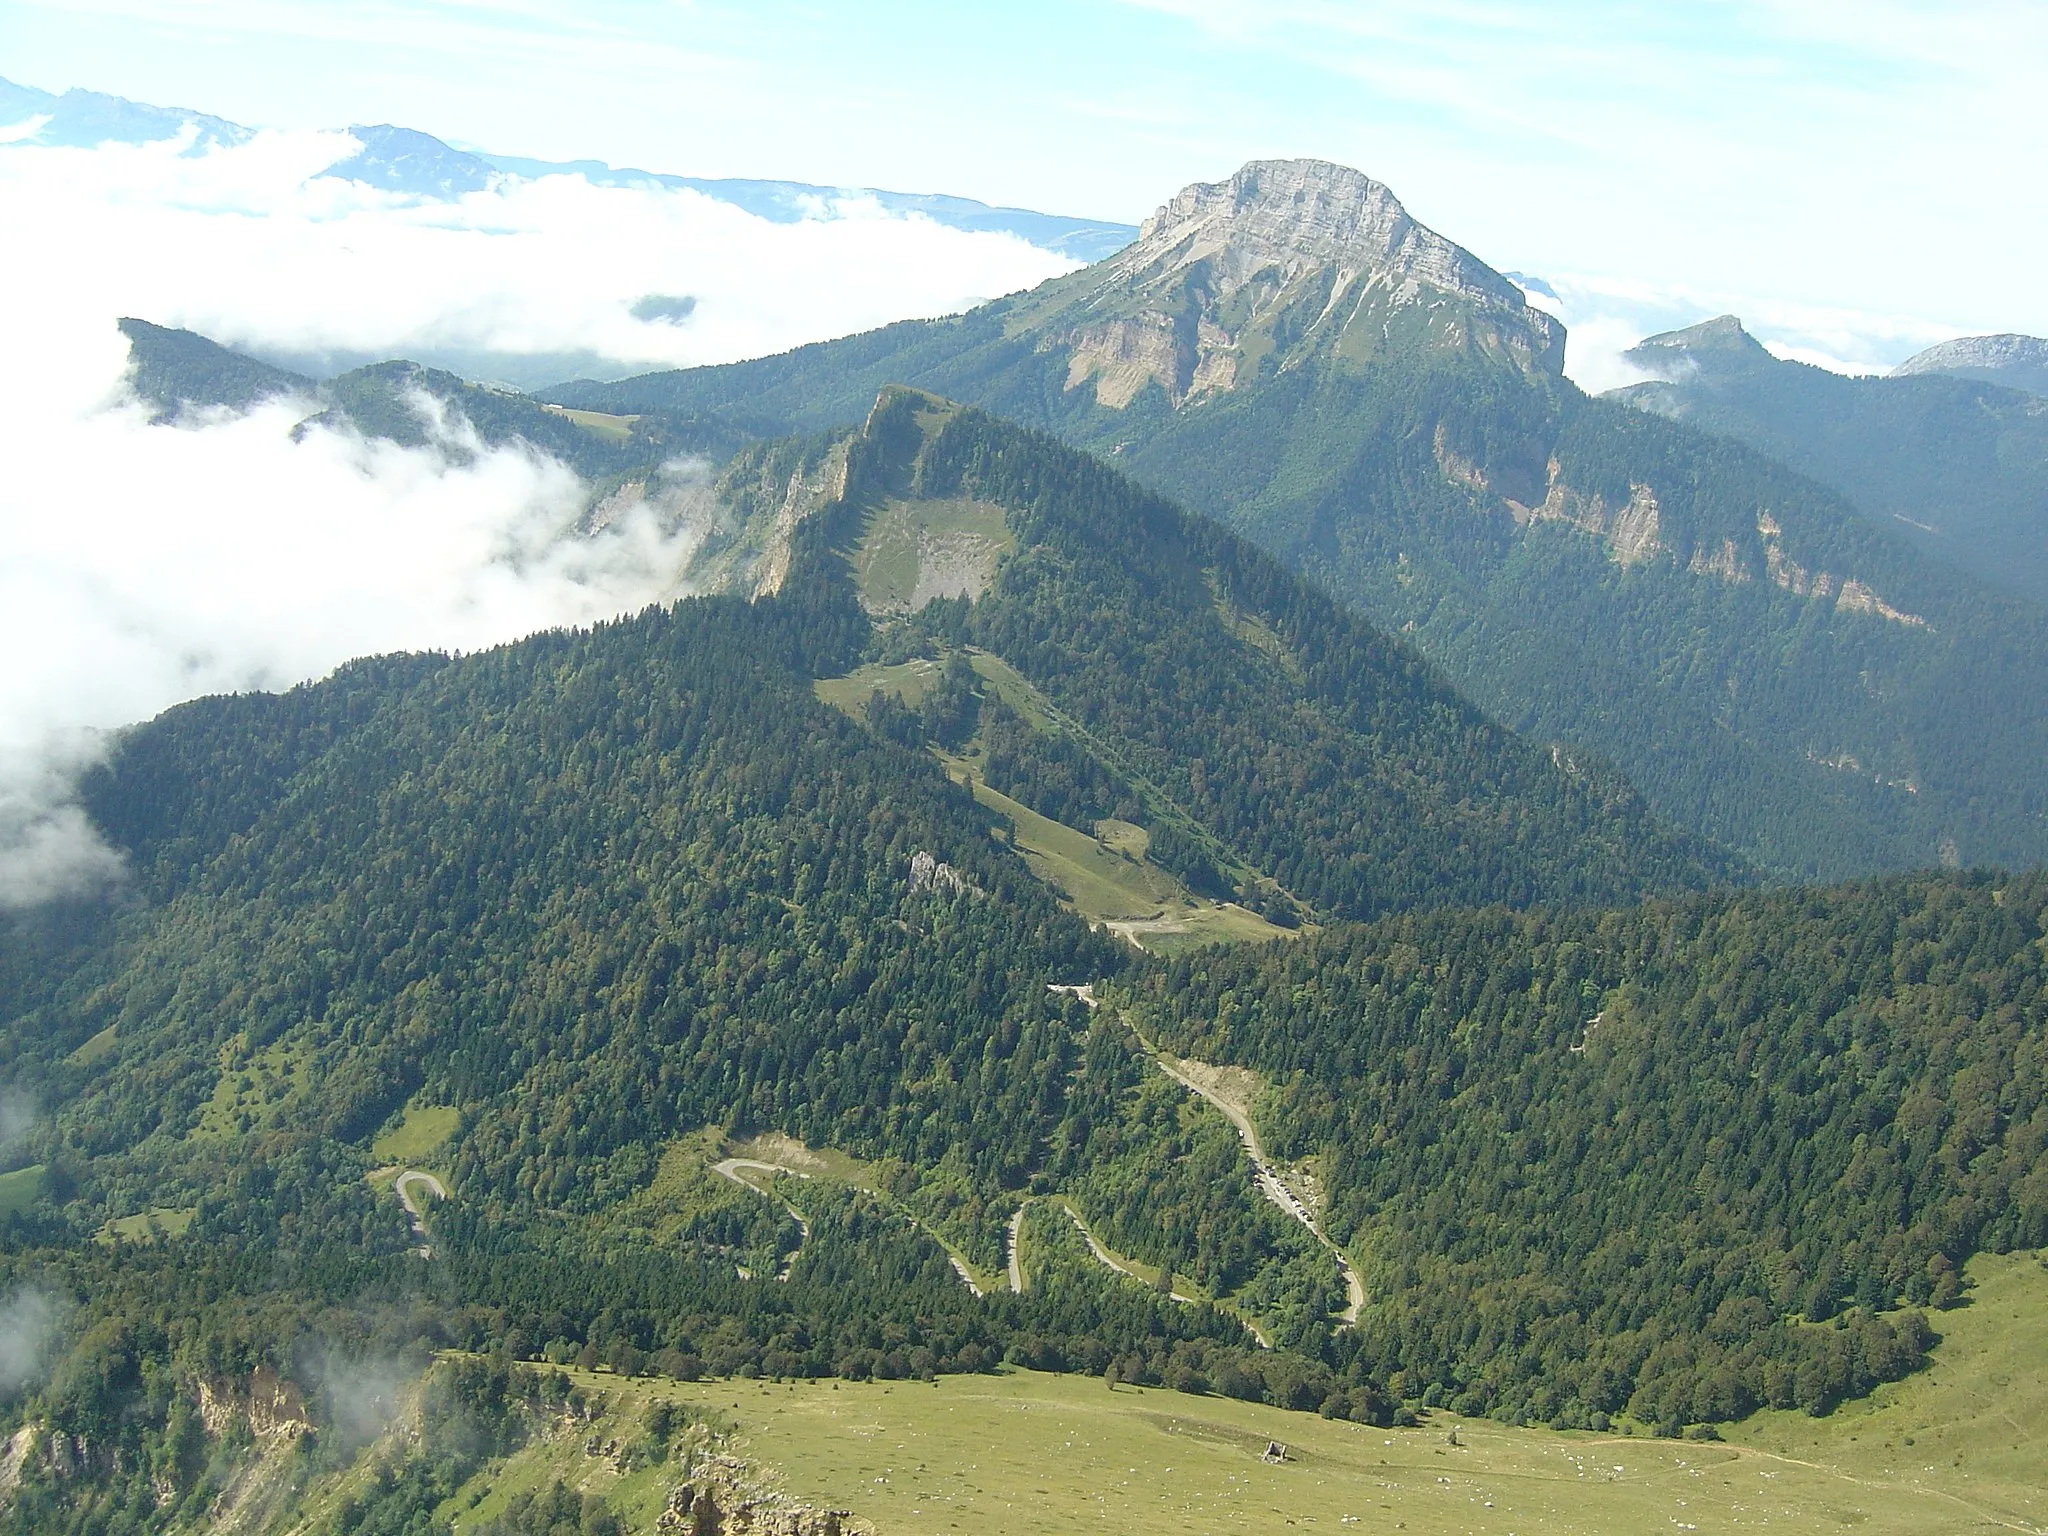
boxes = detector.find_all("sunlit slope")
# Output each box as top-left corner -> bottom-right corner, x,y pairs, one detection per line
793,388 -> 1731,923
448,1253 -> 2048,1536
1736,1250 -> 2048,1533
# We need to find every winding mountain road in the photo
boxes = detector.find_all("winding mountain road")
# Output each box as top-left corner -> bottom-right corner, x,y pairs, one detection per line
713,1154 -> 989,1294
1143,1047 -> 1366,1324
712,1158 -> 813,1281
1006,1206 -> 1027,1293
1056,982 -> 1366,1325
393,1170 -> 446,1258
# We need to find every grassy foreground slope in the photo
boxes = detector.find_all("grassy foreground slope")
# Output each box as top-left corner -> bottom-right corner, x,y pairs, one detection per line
423,1250 -> 2048,1536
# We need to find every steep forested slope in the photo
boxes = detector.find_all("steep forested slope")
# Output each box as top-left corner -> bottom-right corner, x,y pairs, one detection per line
1613,315 -> 2048,606
815,390 -> 1729,919
0,380 -> 1727,1528
0,565 -> 1358,1531
0,351 -> 2041,1529
1119,871 -> 2048,1428
118,317 -> 313,420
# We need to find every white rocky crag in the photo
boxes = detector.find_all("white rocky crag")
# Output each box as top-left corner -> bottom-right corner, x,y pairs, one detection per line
1055,159 -> 1564,407
1131,159 -> 1534,313
908,850 -> 977,897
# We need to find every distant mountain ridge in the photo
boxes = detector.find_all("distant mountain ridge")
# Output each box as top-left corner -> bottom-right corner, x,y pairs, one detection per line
1892,332 -> 2048,398
0,73 -> 1136,261
548,159 -> 2048,881
116,316 -> 752,484
1612,315 -> 2048,605
0,74 -> 249,151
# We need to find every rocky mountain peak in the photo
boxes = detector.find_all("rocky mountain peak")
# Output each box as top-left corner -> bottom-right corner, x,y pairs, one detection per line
1132,158 -> 1530,312
1044,158 -> 1563,408
1892,333 -> 2048,399
1624,315 -> 1776,382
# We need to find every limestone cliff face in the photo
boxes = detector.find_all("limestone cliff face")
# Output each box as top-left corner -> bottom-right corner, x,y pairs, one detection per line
1433,434 -> 1666,569
1050,159 -> 1565,408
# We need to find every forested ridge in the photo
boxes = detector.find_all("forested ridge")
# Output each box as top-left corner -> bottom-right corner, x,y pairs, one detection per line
1118,871 -> 2048,1428
863,392 -> 1731,918
553,255 -> 2048,881
119,317 -> 759,479
1611,316 -> 2048,607
0,381 -> 2041,1531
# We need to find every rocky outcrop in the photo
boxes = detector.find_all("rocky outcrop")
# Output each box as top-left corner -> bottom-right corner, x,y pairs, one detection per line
656,1448 -> 867,1535
1752,513 -> 1927,627
681,439 -> 852,599
196,1366 -> 311,1441
1130,159 -> 1541,314
908,850 -> 975,897
1064,316 -> 1192,410
1689,538 -> 1749,582
1463,451 -> 1666,568
1056,159 -> 1564,408
0,1425 -> 40,1510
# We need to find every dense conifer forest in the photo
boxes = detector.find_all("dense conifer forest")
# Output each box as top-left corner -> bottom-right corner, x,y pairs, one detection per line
0,379 -> 2041,1532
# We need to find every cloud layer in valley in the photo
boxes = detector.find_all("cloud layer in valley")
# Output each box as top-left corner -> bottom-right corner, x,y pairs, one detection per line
0,129 -> 1079,906
1516,272 -> 1961,394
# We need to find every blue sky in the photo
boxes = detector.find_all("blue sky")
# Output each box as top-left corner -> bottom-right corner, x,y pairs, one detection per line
5,1 -> 2045,357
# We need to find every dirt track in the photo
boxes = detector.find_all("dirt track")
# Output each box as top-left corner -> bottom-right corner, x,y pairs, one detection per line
1112,1017 -> 1366,1325
394,1170 -> 446,1257
1006,1206 -> 1027,1292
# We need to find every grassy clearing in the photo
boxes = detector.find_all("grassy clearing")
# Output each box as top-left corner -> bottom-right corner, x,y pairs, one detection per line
191,1034 -> 315,1142
1112,904 -> 1300,956
1731,1250 -> 2048,1532
0,1165 -> 43,1217
953,767 -> 1186,924
518,1360 -> 2007,1536
65,1024 -> 117,1067
98,1207 -> 195,1244
962,770 -> 1290,952
544,405 -> 639,441
817,652 -> 1294,949
814,647 -> 1298,952
854,497 -> 1014,614
814,657 -> 948,716
372,1102 -> 462,1165
276,1251 -> 2047,1534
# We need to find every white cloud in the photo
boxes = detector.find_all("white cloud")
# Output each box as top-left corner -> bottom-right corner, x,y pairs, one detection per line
0,1288 -> 59,1396
0,127 -> 1073,373
1530,268 -> 1961,394
0,130 -> 1078,905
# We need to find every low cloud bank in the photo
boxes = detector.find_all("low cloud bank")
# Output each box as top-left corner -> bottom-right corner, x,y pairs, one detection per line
1530,270 -> 1960,393
1,126 -> 1074,381
0,1289 -> 59,1397
0,130 -> 1078,907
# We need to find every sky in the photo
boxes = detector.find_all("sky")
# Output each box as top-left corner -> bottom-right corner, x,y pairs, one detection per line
5,0 -> 2046,366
